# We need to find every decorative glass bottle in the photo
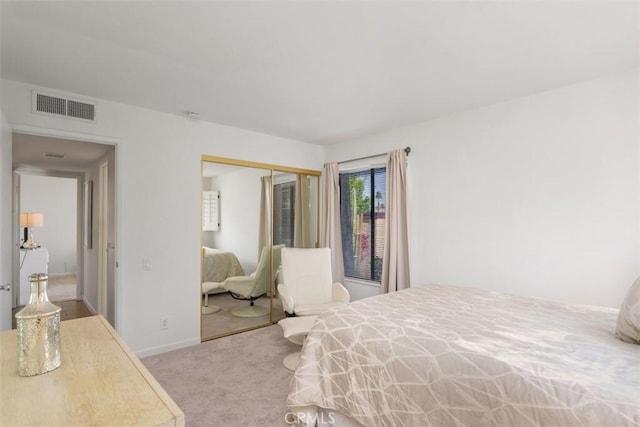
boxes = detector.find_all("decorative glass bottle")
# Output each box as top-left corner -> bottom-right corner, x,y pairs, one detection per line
15,273 -> 61,376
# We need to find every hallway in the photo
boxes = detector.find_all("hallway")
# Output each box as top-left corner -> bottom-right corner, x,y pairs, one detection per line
47,273 -> 77,302
11,299 -> 92,329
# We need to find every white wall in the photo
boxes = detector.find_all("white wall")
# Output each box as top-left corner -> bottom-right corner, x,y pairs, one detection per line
212,167 -> 268,273
19,174 -> 77,275
2,79 -> 324,356
326,69 -> 639,308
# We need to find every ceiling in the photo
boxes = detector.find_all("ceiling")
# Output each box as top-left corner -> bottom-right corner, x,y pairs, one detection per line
2,1 -> 639,145
12,133 -> 113,171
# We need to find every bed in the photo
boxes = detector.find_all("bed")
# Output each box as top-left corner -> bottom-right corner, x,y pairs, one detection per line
287,284 -> 640,426
202,247 -> 245,284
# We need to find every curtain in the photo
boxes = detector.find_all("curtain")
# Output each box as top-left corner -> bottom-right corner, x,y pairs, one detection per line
258,174 -> 272,256
294,174 -> 311,248
321,162 -> 345,284
381,149 -> 410,293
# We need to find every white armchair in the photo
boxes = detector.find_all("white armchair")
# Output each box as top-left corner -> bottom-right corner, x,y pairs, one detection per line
278,247 -> 350,316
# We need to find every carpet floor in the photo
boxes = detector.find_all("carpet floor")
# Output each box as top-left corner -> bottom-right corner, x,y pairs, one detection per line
142,324 -> 300,427
201,292 -> 286,339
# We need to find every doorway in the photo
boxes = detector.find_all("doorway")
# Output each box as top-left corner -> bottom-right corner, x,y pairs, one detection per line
11,132 -> 116,325
18,174 -> 78,303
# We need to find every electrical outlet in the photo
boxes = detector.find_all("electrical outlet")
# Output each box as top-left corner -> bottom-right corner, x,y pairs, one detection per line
160,317 -> 169,330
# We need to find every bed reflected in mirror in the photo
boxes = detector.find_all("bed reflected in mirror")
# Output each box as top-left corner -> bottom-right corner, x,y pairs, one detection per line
200,156 -> 320,341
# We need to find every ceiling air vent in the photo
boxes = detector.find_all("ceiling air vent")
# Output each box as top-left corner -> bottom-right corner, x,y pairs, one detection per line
36,93 -> 67,116
32,90 -> 97,122
67,99 -> 95,120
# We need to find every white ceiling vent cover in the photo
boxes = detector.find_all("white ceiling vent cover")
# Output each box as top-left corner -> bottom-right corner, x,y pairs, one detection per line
32,90 -> 97,122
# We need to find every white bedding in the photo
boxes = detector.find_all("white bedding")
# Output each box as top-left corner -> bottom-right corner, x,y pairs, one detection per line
202,247 -> 245,283
287,285 -> 640,426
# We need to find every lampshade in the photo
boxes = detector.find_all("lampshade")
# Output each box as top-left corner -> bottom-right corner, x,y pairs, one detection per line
20,212 -> 44,228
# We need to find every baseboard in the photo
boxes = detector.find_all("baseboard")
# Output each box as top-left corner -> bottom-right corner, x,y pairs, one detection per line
82,297 -> 97,315
135,337 -> 201,359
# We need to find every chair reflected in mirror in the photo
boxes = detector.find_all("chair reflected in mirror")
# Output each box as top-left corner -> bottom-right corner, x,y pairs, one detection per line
201,281 -> 223,315
223,244 -> 284,317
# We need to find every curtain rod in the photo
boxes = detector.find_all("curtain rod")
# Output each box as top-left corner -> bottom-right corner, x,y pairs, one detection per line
336,146 -> 411,165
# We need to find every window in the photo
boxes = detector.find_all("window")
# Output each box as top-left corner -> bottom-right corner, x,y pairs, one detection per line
339,168 -> 386,282
273,181 -> 295,247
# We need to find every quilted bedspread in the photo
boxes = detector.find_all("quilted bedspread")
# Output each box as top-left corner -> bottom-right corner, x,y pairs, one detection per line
287,285 -> 640,426
202,247 -> 245,283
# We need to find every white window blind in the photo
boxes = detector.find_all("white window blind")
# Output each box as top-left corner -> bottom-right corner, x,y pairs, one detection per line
202,191 -> 219,231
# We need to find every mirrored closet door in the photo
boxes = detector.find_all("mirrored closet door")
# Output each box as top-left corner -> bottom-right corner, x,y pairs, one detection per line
200,156 -> 320,341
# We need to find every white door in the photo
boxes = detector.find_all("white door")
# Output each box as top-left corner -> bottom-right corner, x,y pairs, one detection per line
0,119 -> 13,330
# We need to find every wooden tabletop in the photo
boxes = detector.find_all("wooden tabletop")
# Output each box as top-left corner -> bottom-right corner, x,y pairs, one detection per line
0,315 -> 184,427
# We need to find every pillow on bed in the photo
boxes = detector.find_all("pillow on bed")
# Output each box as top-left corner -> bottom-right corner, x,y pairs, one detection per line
616,277 -> 640,344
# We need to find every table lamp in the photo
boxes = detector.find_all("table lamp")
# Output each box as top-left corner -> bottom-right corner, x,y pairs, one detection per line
20,212 -> 43,249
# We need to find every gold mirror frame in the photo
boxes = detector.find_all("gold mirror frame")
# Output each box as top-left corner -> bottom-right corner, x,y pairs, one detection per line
200,155 -> 321,341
